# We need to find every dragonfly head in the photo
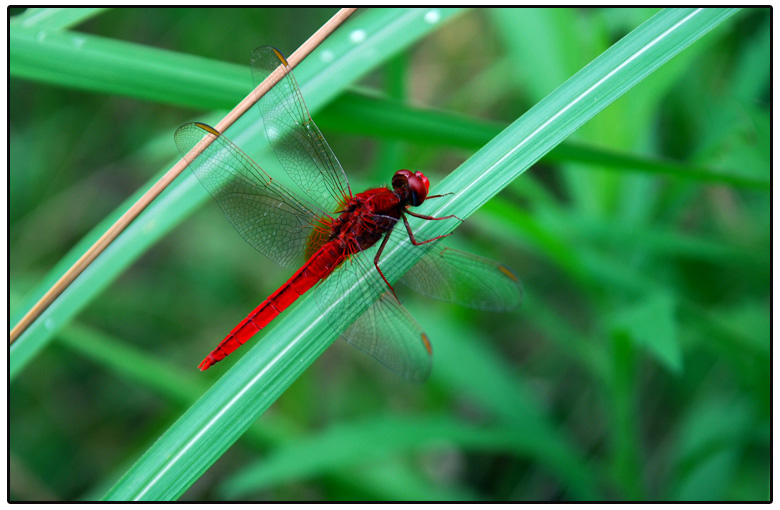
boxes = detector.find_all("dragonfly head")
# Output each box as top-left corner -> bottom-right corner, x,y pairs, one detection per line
392,169 -> 430,207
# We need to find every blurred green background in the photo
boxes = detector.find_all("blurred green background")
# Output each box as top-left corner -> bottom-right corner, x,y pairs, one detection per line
9,7 -> 769,501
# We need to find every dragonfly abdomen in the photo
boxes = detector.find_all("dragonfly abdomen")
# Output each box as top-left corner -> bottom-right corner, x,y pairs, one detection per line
198,241 -> 346,370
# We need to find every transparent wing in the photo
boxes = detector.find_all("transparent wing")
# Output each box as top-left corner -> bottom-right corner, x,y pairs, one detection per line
399,246 -> 523,311
175,122 -> 331,269
314,229 -> 433,384
342,293 -> 432,384
251,46 -> 352,213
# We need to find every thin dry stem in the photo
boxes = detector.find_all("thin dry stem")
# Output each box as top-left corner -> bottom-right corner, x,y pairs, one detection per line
10,7 -> 358,343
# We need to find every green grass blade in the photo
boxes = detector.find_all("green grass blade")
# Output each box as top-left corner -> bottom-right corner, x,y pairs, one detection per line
12,13 -> 760,190
10,7 -> 465,380
53,315 -> 466,500
547,141 -> 768,190
416,8 -> 738,223
11,7 -> 109,31
10,22 -> 248,110
317,93 -> 767,190
425,310 -> 599,498
220,415 -> 591,499
219,303 -> 599,500
102,7 -> 737,501
9,157 -> 204,379
57,323 -> 209,407
10,9 -> 466,111
341,460 -> 481,501
57,319 -> 452,500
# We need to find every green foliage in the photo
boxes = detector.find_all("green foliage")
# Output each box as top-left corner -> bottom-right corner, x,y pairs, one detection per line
10,7 -> 768,502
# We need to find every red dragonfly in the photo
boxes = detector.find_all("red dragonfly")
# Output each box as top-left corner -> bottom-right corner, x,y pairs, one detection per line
175,46 -> 522,382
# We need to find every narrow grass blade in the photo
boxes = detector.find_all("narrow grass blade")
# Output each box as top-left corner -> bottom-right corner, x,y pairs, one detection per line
220,415 -> 594,500
11,7 -> 108,31
427,310 -> 599,499
10,22 -> 248,111
54,318 -> 462,500
219,306 -> 599,500
317,93 -> 768,190
57,323 -> 209,407
103,8 -> 738,501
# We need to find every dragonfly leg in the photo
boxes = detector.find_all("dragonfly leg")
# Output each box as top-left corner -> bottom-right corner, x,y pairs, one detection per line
406,209 -> 464,222
373,231 -> 401,303
425,192 -> 454,200
402,214 -> 452,246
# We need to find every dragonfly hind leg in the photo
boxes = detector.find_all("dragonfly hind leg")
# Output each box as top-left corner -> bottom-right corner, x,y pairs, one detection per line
373,231 -> 401,303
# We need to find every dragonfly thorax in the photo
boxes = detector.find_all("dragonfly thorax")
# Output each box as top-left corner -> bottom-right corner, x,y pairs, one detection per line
325,188 -> 402,255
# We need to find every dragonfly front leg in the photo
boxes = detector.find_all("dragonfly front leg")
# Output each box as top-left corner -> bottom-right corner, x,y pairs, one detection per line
402,214 -> 452,246
424,192 -> 454,200
373,230 -> 401,303
405,209 -> 464,222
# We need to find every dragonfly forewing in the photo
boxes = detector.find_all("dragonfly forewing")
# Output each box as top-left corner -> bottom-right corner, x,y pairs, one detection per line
251,46 -> 352,214
175,122 -> 331,269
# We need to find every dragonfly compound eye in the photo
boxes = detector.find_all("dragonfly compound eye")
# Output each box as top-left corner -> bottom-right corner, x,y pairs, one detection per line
392,169 -> 413,189
413,171 -> 430,194
407,175 -> 428,206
